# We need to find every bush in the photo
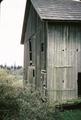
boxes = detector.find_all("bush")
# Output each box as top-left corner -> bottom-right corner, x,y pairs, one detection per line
0,69 -> 22,119
0,84 -> 20,120
0,69 -> 62,120
18,88 -> 61,120
0,83 -> 61,120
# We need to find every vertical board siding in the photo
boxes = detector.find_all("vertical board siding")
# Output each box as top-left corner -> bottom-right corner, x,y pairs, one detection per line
26,4 -> 37,41
24,37 -> 29,82
24,43 -> 27,81
24,3 -> 47,91
40,24 -> 45,70
36,32 -> 41,88
47,23 -> 81,102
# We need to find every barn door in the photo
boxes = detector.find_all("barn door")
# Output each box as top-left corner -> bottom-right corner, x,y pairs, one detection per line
55,49 -> 77,100
55,67 -> 73,101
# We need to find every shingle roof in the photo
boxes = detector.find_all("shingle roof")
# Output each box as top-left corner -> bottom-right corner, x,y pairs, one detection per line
31,0 -> 81,21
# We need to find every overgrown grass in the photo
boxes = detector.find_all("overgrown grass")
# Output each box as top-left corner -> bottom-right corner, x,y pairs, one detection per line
0,85 -> 61,120
0,68 -> 23,87
0,69 -> 22,119
0,69 -> 61,120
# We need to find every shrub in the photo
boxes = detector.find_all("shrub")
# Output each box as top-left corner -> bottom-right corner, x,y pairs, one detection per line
0,68 -> 72,120
0,83 -> 61,120
18,88 -> 61,120
0,69 -> 22,119
0,84 -> 20,120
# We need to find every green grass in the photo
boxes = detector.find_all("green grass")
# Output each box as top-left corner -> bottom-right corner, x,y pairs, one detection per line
60,110 -> 81,120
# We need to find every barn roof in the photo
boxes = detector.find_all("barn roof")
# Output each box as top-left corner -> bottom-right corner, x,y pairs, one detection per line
21,0 -> 81,44
31,0 -> 81,21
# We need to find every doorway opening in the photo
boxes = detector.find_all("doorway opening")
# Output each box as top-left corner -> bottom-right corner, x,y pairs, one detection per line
78,72 -> 81,97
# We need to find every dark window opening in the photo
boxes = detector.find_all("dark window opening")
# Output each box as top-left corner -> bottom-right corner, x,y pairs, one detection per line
29,39 -> 32,51
62,80 -> 64,83
33,69 -> 35,77
30,52 -> 32,61
41,43 -> 44,52
78,72 -> 81,97
29,39 -> 32,64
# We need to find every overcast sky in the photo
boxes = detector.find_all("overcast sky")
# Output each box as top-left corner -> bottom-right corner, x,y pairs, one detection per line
0,0 -> 26,66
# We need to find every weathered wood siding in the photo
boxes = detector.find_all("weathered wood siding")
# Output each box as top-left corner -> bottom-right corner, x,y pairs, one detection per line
47,22 -> 81,102
24,4 -> 47,89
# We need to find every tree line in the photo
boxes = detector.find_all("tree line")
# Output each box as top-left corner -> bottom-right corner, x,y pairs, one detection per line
0,64 -> 22,70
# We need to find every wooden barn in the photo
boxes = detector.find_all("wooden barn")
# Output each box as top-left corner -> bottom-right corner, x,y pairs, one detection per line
21,0 -> 81,102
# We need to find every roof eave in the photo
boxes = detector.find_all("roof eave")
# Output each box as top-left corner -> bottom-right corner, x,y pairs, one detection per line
43,19 -> 81,23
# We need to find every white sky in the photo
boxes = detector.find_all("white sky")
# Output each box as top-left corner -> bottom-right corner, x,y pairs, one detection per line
0,0 -> 26,66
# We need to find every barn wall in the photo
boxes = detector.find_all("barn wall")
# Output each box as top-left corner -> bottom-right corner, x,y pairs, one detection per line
24,4 -> 47,89
47,22 -> 81,102
30,22 -> 47,89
